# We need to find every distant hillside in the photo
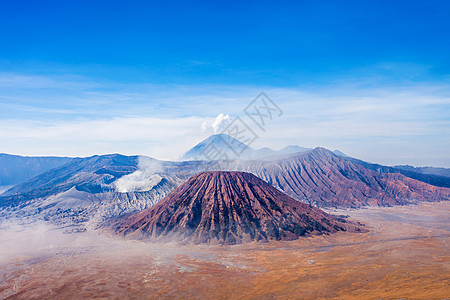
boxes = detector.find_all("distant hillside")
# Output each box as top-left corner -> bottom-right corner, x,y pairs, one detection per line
2,154 -> 139,198
0,153 -> 72,186
228,148 -> 450,208
394,165 -> 450,178
344,157 -> 450,188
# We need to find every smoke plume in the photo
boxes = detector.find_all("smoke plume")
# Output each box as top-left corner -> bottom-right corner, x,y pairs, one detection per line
114,157 -> 164,193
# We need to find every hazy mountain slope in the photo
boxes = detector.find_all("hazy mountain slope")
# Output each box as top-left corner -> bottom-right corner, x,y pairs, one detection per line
2,154 -> 139,199
394,165 -> 450,178
345,157 -> 450,188
229,148 -> 450,208
109,171 -> 362,244
0,153 -> 72,186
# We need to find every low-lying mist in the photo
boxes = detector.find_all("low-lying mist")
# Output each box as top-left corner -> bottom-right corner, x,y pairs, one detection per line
0,220 -> 110,263
0,218 -> 215,267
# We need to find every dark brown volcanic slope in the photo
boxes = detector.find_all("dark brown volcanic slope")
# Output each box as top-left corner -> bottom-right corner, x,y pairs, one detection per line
233,148 -> 450,208
111,171 -> 362,245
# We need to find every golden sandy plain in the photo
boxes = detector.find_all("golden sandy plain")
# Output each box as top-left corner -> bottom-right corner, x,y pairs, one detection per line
1,201 -> 449,299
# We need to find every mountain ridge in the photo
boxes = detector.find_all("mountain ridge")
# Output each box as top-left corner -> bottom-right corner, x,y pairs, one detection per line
2,148 -> 449,210
179,134 -> 311,161
0,153 -> 73,187
1,140 -> 449,230
232,147 -> 450,208
108,171 -> 364,244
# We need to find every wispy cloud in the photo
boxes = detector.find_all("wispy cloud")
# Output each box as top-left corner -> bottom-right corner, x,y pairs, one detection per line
0,116 -> 213,160
0,72 -> 449,166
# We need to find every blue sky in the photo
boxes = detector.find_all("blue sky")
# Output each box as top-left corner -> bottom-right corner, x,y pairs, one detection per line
0,0 -> 449,166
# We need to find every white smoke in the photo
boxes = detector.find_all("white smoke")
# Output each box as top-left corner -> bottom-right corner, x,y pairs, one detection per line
212,113 -> 230,133
201,113 -> 231,133
114,157 -> 164,193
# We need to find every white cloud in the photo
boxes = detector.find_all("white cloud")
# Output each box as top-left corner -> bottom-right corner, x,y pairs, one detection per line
0,72 -> 449,166
0,116 -> 210,160
201,121 -> 209,132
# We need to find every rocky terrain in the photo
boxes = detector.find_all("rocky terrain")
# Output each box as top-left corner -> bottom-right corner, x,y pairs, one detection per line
0,154 -> 191,230
0,185 -> 181,233
345,157 -> 450,188
233,148 -> 450,208
109,171 -> 363,244
1,135 -> 449,230
2,154 -> 140,199
2,201 -> 449,299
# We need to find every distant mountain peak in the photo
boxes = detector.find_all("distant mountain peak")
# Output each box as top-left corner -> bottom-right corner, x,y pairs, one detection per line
179,135 -> 311,161
179,134 -> 253,161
